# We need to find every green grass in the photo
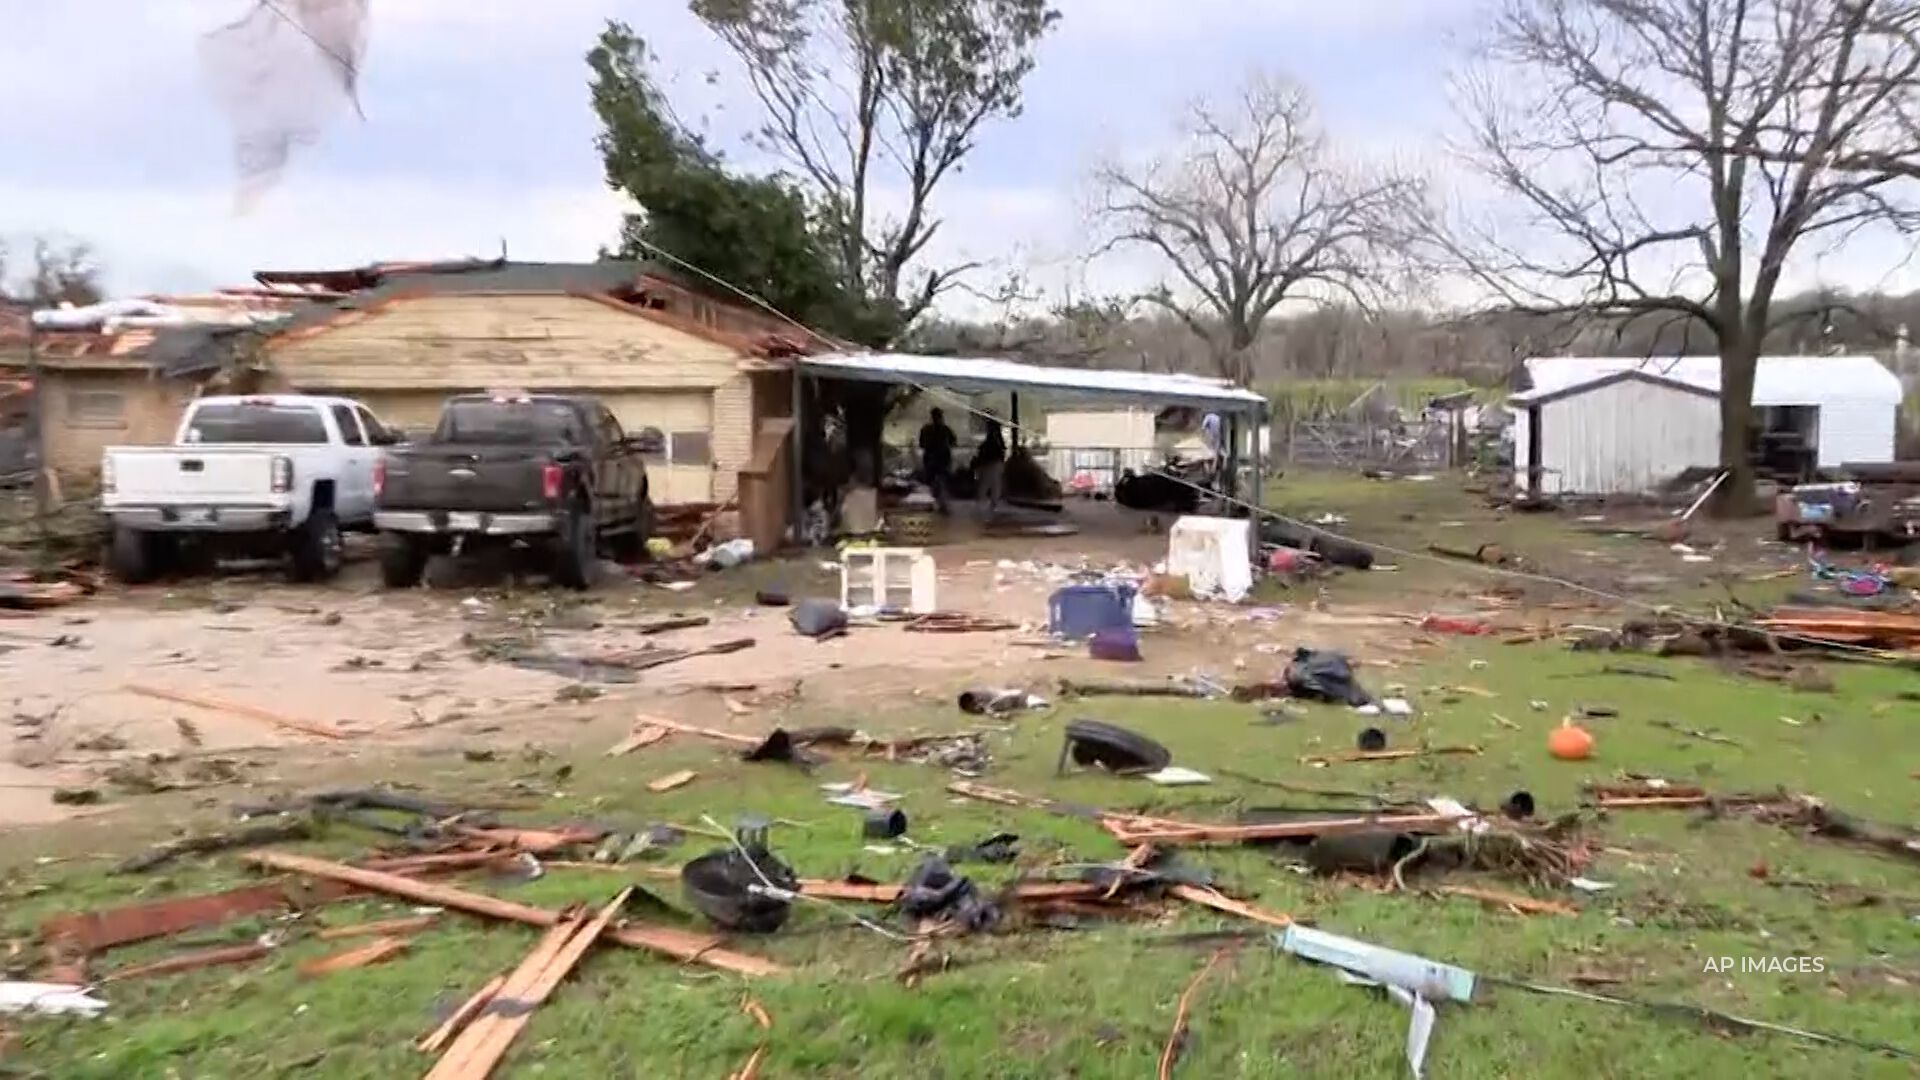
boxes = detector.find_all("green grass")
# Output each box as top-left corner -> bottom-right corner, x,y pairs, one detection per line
5,475 -> 1919,1078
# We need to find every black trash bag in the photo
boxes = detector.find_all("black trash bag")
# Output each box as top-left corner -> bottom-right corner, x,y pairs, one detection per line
945,832 -> 1020,864
789,599 -> 849,639
1306,830 -> 1420,876
1058,719 -> 1173,775
680,841 -> 799,933
899,854 -> 1000,932
1284,647 -> 1373,706
741,728 -> 821,766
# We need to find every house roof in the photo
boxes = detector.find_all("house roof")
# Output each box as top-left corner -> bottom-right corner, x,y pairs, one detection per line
264,259 -> 808,359
0,323 -> 255,378
1509,367 -> 1718,407
800,351 -> 1270,412
1521,355 -> 1904,406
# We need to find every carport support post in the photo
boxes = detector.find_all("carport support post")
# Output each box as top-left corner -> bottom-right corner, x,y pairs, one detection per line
790,370 -> 807,547
1010,392 -> 1021,447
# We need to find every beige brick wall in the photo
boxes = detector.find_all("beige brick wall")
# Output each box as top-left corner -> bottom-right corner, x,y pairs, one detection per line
711,374 -> 754,502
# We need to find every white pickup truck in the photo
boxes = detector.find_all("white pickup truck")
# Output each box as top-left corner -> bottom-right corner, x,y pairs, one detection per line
101,394 -> 402,583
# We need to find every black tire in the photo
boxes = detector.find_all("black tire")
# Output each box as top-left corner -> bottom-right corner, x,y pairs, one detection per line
289,506 -> 344,582
109,526 -> 169,585
379,533 -> 430,588
1060,719 -> 1172,775
606,497 -> 653,564
550,501 -> 598,590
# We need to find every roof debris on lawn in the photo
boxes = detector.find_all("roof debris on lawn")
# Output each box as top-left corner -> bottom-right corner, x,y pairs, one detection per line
418,974 -> 507,1056
299,936 -> 409,977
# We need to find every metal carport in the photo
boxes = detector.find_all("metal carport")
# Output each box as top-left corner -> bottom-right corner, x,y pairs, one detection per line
791,351 -> 1271,535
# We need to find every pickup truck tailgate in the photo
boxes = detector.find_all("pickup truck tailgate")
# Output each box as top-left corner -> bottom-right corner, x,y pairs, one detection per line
381,447 -> 553,512
109,447 -> 278,503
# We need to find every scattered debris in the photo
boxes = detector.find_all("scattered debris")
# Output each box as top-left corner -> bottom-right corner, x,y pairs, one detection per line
648,770 -> 698,793
1277,925 -> 1474,1078
0,982 -> 107,1017
1548,721 -> 1595,761
1057,720 -> 1173,775
900,855 -> 999,933
906,612 -> 1018,633
317,914 -> 440,941
1649,718 -> 1743,747
423,888 -> 632,1080
105,942 -> 272,982
418,974 -> 507,1055
243,851 -> 785,975
956,688 -> 1049,715
124,683 -> 347,741
1158,947 -> 1234,1080
607,724 -> 670,757
1435,886 -> 1577,917
1301,746 -> 1481,767
1058,678 -> 1217,701
299,936 -> 409,977
682,838 -> 798,933
117,821 -> 313,874
1145,766 -> 1212,786
1285,648 -> 1373,706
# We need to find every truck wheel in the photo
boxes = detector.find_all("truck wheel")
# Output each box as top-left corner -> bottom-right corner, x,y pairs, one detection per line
109,527 -> 169,584
551,503 -> 598,590
289,507 -> 344,582
607,499 -> 654,564
379,534 -> 430,588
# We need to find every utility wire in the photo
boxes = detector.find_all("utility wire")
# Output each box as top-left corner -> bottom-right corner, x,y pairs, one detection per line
626,236 -> 1899,664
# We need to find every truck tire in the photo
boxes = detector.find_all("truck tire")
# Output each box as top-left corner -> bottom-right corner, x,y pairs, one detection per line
109,527 -> 170,584
289,507 -> 344,582
606,498 -> 654,564
550,502 -> 598,589
379,533 -> 430,588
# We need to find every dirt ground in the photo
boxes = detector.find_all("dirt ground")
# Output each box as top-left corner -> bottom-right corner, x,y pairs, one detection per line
0,487 -> 1821,831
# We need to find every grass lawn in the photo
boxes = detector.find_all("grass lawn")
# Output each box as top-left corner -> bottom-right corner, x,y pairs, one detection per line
4,474 -> 1919,1078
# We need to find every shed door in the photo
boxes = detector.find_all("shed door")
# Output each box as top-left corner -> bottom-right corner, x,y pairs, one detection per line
603,391 -> 713,505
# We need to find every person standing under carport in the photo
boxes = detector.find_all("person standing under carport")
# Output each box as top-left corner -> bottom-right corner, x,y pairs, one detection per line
975,419 -> 1007,514
918,408 -> 958,514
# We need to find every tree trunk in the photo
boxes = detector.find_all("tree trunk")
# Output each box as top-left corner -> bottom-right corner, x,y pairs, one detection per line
1713,342 -> 1759,516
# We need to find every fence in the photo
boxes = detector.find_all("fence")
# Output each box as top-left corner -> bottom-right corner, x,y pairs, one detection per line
1043,446 -> 1158,494
1280,417 -> 1457,471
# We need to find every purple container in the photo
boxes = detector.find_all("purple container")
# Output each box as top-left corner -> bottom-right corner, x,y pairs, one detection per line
1089,626 -> 1142,662
1049,583 -> 1137,640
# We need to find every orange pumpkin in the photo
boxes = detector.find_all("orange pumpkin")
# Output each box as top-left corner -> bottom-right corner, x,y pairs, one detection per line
1548,721 -> 1595,761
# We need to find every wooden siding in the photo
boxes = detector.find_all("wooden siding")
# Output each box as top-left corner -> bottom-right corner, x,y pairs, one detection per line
1534,378 -> 1720,495
268,294 -> 747,390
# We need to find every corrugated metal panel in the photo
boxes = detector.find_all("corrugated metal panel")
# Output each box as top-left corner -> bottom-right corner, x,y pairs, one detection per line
1815,402 -> 1897,467
1510,405 -> 1531,493
802,352 -> 1266,410
1539,378 -> 1719,494
1524,355 -> 1902,405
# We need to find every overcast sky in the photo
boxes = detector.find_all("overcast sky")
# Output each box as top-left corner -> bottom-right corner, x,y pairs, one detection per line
0,0 -> 1476,309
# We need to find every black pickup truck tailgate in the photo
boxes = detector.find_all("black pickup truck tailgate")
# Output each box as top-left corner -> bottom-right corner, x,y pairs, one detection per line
379,445 -> 556,512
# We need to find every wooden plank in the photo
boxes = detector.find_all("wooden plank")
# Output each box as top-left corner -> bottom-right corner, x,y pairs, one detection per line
426,919 -> 582,1078
102,942 -> 270,982
647,770 -> 698,793
242,851 -> 785,977
418,974 -> 507,1055
1104,812 -> 1458,846
638,715 -> 759,747
299,936 -> 410,976
1168,885 -> 1294,929
606,724 -> 669,757
1436,885 -> 1578,917
1299,746 -> 1482,766
124,683 -> 347,741
316,914 -> 439,941
428,889 -> 632,1080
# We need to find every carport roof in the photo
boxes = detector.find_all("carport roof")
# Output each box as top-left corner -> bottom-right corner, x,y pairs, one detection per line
799,351 -> 1269,413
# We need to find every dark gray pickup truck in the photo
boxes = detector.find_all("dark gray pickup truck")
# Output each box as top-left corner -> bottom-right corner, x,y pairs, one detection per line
373,393 -> 655,588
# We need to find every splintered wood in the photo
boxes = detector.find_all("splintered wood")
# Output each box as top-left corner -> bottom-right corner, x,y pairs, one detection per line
123,682 -> 348,741
418,975 -> 507,1055
299,936 -> 409,976
425,889 -> 632,1080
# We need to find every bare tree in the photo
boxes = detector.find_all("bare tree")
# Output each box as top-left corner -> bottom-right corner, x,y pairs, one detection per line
0,236 -> 103,308
1439,0 -> 1920,510
689,0 -> 1058,335
1092,74 -> 1426,386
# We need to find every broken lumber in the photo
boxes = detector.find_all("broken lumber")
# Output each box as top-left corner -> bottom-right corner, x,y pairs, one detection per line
1159,947 -> 1233,1080
299,936 -> 409,976
1103,812 -> 1458,846
426,889 -> 631,1080
418,974 -> 507,1054
316,914 -> 439,941
116,820 -> 313,874
637,715 -> 760,747
124,683 -> 347,741
241,851 -> 785,977
1300,746 -> 1482,767
1167,885 -> 1294,929
647,770 -> 698,793
102,942 -> 270,982
1436,885 -> 1577,917
606,724 -> 669,757
794,879 -> 1107,904
634,614 -> 710,636
1058,678 -> 1214,700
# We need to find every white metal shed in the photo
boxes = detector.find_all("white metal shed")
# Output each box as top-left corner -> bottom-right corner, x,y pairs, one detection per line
1512,355 -> 1904,480
1511,370 -> 1721,495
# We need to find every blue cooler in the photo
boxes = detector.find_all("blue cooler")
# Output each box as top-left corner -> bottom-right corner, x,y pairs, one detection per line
1048,583 -> 1137,640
